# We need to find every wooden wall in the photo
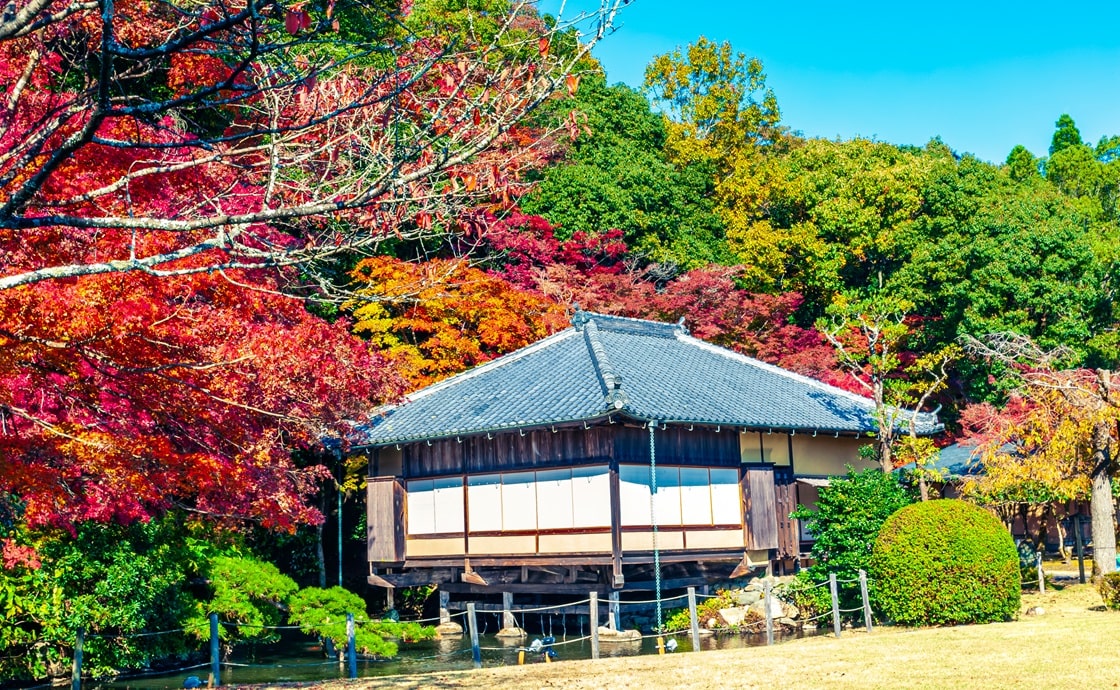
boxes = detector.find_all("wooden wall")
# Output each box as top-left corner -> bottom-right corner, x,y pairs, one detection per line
397,424 -> 743,479
402,427 -> 613,478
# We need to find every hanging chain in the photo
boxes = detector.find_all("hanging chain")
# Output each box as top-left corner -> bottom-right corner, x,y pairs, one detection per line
648,421 -> 663,633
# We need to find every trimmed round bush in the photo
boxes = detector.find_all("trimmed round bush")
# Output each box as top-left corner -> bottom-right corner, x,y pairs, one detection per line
869,499 -> 1019,626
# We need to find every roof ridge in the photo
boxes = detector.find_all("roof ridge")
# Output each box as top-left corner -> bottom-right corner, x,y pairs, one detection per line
582,320 -> 630,411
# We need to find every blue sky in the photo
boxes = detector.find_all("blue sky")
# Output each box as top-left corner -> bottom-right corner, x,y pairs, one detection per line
542,1 -> 1120,163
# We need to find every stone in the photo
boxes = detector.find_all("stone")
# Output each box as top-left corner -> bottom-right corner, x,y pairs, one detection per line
747,597 -> 784,620
598,627 -> 642,642
434,621 -> 463,636
718,607 -> 746,627
733,590 -> 761,606
1025,606 -> 1045,616
706,617 -> 720,628
495,626 -> 526,639
782,602 -> 800,620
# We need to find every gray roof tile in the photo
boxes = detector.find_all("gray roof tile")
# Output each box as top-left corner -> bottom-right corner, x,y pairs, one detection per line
351,312 -> 941,446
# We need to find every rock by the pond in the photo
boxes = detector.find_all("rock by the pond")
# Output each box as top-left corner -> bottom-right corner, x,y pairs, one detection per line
733,590 -> 761,606
718,607 -> 746,627
747,596 -> 784,620
495,626 -> 526,639
598,626 -> 642,642
435,621 -> 463,636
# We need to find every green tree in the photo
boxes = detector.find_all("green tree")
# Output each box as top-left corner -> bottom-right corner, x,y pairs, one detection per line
1006,144 -> 1040,182
288,586 -> 435,658
643,36 -> 781,162
521,74 -> 727,268
1050,113 -> 1084,155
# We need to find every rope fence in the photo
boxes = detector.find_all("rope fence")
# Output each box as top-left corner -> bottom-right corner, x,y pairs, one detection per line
56,571 -> 886,688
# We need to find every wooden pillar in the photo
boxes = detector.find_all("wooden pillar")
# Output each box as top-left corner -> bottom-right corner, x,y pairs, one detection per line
502,592 -> 516,630
609,461 -> 624,588
439,590 -> 452,625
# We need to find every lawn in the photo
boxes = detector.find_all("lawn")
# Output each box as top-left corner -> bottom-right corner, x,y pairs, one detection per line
292,584 -> 1120,690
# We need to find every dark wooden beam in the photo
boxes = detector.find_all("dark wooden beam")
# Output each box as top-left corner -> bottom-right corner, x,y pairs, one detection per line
609,462 -> 624,588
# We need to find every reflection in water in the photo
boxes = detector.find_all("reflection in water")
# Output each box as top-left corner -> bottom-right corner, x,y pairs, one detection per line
92,626 -> 826,690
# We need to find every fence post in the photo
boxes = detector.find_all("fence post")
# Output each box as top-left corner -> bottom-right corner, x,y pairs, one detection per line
346,613 -> 357,679
466,603 -> 481,669
589,591 -> 600,660
687,587 -> 701,652
828,573 -> 841,639
763,579 -> 774,645
1036,552 -> 1045,593
859,570 -> 873,633
209,612 -> 220,687
1075,515 -> 1086,584
609,590 -> 620,631
71,627 -> 84,690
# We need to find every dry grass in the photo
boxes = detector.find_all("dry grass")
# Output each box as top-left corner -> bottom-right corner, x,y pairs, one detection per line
279,585 -> 1120,690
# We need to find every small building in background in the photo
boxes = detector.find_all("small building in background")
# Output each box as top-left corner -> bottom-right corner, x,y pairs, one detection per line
353,311 -> 940,604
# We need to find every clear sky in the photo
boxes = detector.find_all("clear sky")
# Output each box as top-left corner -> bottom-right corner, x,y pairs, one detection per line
542,0 -> 1120,163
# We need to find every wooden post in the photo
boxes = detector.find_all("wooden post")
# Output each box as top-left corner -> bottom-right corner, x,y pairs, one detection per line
439,590 -> 452,625
763,579 -> 774,645
466,603 -> 481,669
501,592 -> 516,630
828,573 -> 841,639
1036,552 -> 1045,593
1075,515 -> 1086,584
346,613 -> 357,679
589,591 -> 600,660
859,570 -> 873,633
687,587 -> 701,652
71,627 -> 84,690
609,590 -> 620,631
209,612 -> 220,687
385,587 -> 395,612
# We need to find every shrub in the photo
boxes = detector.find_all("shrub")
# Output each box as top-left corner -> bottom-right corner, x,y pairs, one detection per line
288,586 -> 435,658
1097,573 -> 1120,610
664,590 -> 734,632
789,467 -> 914,620
869,499 -> 1019,625
778,571 -> 832,622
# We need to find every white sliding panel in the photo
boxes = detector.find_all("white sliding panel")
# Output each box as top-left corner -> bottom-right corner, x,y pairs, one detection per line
710,468 -> 742,525
619,464 -> 652,526
572,466 -> 611,528
501,472 -> 538,531
653,466 -> 682,526
406,479 -> 436,535
467,474 -> 503,532
536,469 -> 574,529
679,467 -> 713,525
432,476 -> 465,533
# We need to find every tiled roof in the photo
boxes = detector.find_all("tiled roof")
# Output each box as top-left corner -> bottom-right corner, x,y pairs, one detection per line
351,312 -> 942,446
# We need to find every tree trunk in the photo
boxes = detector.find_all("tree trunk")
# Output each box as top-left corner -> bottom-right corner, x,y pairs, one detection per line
1090,420 -> 1117,577
878,440 -> 893,474
316,486 -> 328,588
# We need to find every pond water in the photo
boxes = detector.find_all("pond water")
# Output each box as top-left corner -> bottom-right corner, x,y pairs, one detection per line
92,620 -> 825,690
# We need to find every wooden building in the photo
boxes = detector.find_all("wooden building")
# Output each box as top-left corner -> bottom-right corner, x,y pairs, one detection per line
353,312 -> 941,597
